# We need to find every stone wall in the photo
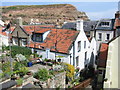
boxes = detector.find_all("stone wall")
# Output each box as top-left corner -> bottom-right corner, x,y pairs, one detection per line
47,72 -> 66,88
37,72 -> 66,88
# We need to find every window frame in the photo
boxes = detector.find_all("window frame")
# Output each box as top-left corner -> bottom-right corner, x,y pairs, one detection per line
98,33 -> 102,41
85,52 -> 87,61
78,41 -> 81,52
106,34 -> 110,40
76,56 -> 79,66
32,33 -> 43,42
84,41 -> 86,49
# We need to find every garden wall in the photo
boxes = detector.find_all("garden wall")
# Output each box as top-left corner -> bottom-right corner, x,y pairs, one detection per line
47,72 -> 66,88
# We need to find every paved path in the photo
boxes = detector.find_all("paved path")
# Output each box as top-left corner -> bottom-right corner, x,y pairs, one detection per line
28,64 -> 51,73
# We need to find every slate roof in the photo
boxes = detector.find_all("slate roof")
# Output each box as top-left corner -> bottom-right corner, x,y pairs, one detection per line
95,19 -> 115,30
22,83 -> 36,88
27,28 -> 79,54
1,80 -> 17,89
62,22 -> 76,30
97,43 -> 108,67
62,21 -> 98,31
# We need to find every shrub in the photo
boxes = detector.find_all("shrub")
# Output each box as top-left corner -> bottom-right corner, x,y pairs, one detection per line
2,61 -> 11,73
13,61 -> 28,76
13,61 -> 24,71
63,63 -> 75,81
16,78 -> 23,85
2,45 -> 7,52
33,68 -> 51,81
19,67 -> 28,75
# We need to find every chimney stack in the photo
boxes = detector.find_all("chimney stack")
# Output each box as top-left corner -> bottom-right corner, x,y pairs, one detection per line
115,1 -> 120,18
76,19 -> 84,31
17,17 -> 22,26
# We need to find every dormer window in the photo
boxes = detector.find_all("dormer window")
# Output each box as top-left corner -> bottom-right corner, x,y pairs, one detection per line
99,21 -> 110,27
32,33 -> 43,42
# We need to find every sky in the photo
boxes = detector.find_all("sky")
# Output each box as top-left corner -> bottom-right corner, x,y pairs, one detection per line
0,1 -> 119,20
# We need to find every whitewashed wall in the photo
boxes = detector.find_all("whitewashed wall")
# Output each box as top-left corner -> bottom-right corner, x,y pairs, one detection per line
89,37 -> 97,68
0,34 -> 9,46
36,49 -> 70,63
69,19 -> 92,70
95,30 -> 114,51
104,36 -> 120,88
31,19 -> 97,71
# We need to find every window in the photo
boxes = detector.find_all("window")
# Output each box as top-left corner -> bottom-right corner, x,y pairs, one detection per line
32,33 -> 43,42
99,70 -> 103,75
99,22 -> 110,27
78,41 -> 81,52
76,56 -> 79,66
98,33 -> 102,41
85,52 -> 87,61
13,38 -> 18,45
84,41 -> 86,48
106,34 -> 110,40
22,39 -> 27,45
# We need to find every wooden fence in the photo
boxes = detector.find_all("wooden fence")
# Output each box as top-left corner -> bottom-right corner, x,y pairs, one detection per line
72,78 -> 92,89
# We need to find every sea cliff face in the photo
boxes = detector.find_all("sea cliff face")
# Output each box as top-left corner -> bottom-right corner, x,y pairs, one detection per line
2,4 -> 89,25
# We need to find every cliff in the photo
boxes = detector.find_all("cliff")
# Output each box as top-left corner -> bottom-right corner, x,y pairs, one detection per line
2,4 -> 89,26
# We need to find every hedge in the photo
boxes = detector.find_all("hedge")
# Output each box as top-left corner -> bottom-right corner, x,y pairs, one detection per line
6,46 -> 32,58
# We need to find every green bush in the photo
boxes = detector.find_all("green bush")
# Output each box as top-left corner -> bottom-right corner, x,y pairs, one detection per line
16,78 -> 23,85
34,68 -> 51,81
13,61 -> 28,76
6,46 -> 32,58
2,61 -> 11,73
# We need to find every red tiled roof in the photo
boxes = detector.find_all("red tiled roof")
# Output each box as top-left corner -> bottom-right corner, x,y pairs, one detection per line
0,26 -> 15,37
114,18 -> 120,29
98,43 -> 108,67
23,25 -> 55,34
27,29 -> 79,54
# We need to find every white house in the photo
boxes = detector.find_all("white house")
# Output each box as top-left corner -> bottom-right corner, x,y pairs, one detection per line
91,19 -> 115,51
104,36 -> 120,89
0,20 -> 4,26
0,27 -> 9,48
88,37 -> 97,68
11,19 -> 97,70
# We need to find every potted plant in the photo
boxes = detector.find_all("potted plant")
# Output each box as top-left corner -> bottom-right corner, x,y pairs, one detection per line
27,71 -> 32,75
16,78 -> 23,87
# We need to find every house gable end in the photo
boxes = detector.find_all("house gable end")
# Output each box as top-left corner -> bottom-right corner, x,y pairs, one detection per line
12,26 -> 28,38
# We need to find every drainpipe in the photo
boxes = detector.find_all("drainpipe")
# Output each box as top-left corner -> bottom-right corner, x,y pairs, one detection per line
73,41 -> 75,67
70,53 -> 72,65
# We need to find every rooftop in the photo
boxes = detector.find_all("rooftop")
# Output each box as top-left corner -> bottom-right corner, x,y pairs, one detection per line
62,21 -> 97,31
28,28 -> 79,54
98,43 -> 108,67
95,19 -> 115,30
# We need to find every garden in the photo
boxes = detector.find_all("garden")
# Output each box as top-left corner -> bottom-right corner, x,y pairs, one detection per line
0,45 -> 94,88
